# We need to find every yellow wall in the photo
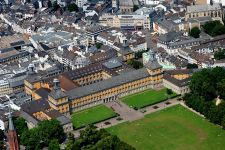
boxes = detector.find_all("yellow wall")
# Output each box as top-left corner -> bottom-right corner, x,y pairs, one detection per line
173,74 -> 190,80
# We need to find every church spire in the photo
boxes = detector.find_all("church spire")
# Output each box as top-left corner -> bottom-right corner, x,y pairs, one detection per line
7,103 -> 19,150
8,106 -> 15,131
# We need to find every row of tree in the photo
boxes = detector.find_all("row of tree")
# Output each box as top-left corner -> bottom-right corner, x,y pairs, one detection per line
15,118 -> 65,150
183,67 -> 225,128
66,125 -> 135,150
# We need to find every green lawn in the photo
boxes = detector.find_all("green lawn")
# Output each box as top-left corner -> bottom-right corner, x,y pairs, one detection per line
122,89 -> 177,109
71,105 -> 117,129
107,105 -> 225,150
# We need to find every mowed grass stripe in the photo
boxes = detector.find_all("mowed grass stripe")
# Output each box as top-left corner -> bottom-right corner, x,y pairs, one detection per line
107,105 -> 225,150
122,88 -> 177,109
71,105 -> 116,129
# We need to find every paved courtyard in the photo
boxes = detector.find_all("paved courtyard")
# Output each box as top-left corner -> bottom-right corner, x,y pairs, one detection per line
104,101 -> 143,121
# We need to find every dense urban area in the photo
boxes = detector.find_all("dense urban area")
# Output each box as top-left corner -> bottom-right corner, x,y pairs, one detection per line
0,0 -> 225,149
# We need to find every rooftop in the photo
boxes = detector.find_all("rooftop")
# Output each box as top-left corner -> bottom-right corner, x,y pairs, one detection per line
66,68 -> 155,99
186,3 -> 222,13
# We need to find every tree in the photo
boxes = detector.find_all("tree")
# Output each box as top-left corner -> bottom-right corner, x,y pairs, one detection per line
0,141 -> 6,150
20,119 -> 65,150
38,119 -> 65,145
52,1 -> 60,11
214,49 -> 225,60
95,42 -> 103,49
211,24 -> 225,37
217,79 -> 225,100
48,139 -> 60,150
202,21 -> 225,37
184,67 -> 225,128
135,50 -> 148,59
65,125 -> 134,150
189,27 -> 201,38
202,21 -> 221,35
166,88 -> 173,95
68,3 -> 78,12
222,115 -> 225,129
13,117 -> 28,136
127,59 -> 143,69
133,5 -> 139,12
20,128 -> 41,150
187,63 -> 198,69
0,130 -> 5,141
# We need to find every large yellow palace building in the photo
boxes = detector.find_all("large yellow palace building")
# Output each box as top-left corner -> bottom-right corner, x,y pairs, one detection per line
24,51 -> 163,116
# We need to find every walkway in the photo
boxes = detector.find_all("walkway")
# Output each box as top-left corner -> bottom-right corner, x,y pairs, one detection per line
140,98 -> 180,115
104,101 -> 144,121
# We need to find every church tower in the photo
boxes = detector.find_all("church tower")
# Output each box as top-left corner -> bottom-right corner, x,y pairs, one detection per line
144,50 -> 163,88
7,109 -> 19,150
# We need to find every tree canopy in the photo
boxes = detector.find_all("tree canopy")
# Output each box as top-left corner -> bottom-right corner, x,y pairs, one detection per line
135,50 -> 148,59
20,119 -> 65,150
13,117 -> 28,136
0,129 -> 4,141
48,139 -> 60,150
214,49 -> 225,60
65,125 -> 135,150
184,67 -> 225,129
67,3 -> 79,12
189,27 -> 201,38
202,21 -> 225,37
187,63 -> 198,69
52,1 -> 60,11
127,59 -> 143,69
133,5 -> 139,12
95,42 -> 103,49
190,67 -> 225,100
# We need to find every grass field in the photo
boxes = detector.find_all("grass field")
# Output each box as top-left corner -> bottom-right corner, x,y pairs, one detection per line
71,105 -> 117,129
122,88 -> 177,109
107,105 -> 225,150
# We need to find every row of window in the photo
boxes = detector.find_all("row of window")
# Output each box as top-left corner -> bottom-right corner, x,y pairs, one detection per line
70,77 -> 162,106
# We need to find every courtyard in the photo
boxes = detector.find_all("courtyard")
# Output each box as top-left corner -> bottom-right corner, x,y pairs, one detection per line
107,105 -> 225,150
122,88 -> 177,109
71,105 -> 117,129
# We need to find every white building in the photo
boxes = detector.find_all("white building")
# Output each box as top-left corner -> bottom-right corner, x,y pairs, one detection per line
206,0 -> 225,6
76,0 -> 88,7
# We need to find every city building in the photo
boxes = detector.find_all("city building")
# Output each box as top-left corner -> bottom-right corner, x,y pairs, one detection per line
185,3 -> 224,21
24,50 -> 163,114
196,0 -> 225,6
157,32 -> 205,55
112,0 -> 118,8
163,69 -> 193,95
20,99 -> 73,133
76,0 -> 87,7
99,14 -> 150,30
119,0 -> 134,14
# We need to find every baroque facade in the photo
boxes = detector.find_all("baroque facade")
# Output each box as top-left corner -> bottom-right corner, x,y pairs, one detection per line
24,51 -> 163,115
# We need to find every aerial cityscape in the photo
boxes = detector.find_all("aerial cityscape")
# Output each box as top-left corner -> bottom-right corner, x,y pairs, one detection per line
0,0 -> 225,149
